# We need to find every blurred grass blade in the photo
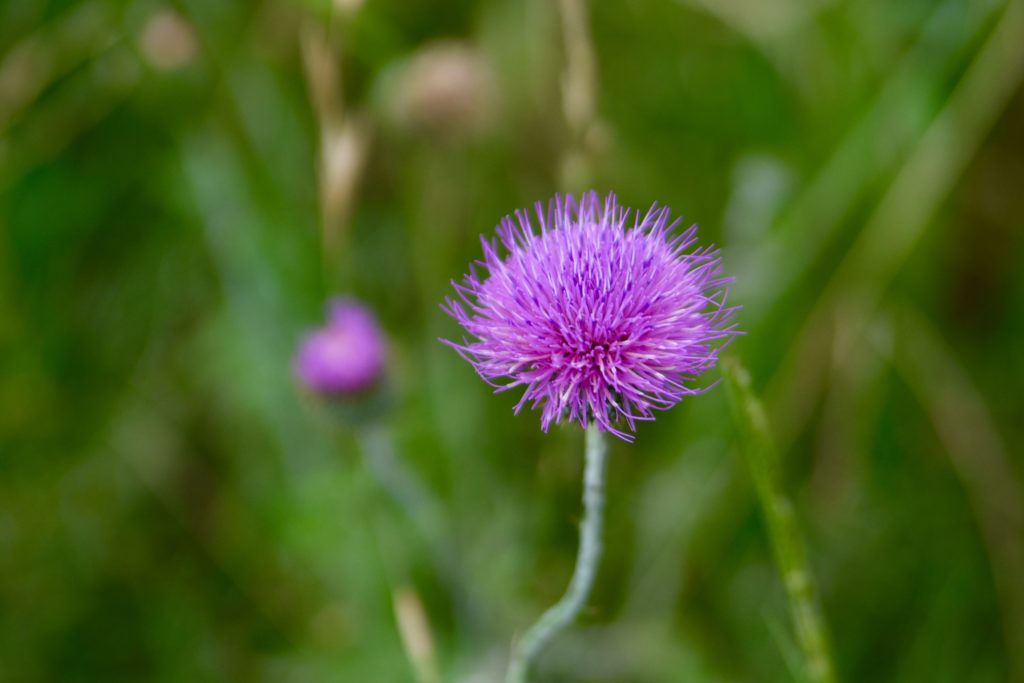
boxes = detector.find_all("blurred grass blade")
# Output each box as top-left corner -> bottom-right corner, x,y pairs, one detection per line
557,0 -> 601,192
0,2 -> 118,134
768,0 -> 1024,449
393,586 -> 442,683
750,0 -> 1000,325
879,304 -> 1024,683
721,356 -> 838,683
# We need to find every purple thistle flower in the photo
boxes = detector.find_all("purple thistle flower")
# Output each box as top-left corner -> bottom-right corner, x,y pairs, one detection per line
442,191 -> 739,442
294,298 -> 386,395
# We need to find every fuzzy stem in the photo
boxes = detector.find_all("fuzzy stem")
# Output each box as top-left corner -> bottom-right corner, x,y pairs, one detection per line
721,357 -> 838,683
506,424 -> 608,683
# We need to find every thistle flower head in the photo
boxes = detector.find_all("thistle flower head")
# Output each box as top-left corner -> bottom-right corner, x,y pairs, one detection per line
442,191 -> 738,441
294,298 -> 385,395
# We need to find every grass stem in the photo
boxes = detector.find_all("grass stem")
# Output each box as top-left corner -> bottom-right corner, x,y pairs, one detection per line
722,356 -> 838,683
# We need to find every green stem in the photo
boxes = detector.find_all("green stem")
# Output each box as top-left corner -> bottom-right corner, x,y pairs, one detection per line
506,424 -> 608,683
721,357 -> 838,683
355,424 -> 485,641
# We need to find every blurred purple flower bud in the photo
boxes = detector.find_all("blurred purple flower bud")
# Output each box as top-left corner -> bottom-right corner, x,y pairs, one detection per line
294,298 -> 385,395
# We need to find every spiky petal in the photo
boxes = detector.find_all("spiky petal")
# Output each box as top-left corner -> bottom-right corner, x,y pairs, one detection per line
442,191 -> 738,441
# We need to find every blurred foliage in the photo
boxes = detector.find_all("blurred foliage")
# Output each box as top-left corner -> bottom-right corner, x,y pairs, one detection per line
2,0 -> 1023,681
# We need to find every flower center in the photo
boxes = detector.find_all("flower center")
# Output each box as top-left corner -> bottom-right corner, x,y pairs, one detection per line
563,338 -> 623,375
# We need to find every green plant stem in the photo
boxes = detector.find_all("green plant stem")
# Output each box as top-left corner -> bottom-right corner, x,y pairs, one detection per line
721,357 -> 838,683
506,424 -> 608,683
355,423 -> 487,641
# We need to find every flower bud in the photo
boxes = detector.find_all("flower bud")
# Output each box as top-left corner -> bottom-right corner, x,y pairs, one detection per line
294,298 -> 385,396
390,41 -> 494,137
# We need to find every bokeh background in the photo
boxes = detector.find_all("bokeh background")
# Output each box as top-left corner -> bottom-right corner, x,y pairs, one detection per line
2,0 -> 1024,681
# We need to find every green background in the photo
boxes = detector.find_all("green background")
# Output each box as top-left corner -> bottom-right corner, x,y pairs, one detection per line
2,0 -> 1023,680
